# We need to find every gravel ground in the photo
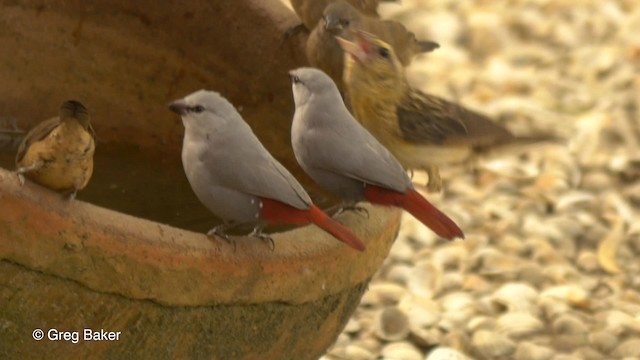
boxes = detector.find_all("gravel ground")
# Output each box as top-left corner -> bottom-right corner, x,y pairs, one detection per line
289,0 -> 640,359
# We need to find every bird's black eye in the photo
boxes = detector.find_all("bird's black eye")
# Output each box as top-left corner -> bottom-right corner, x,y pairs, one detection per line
341,19 -> 350,26
291,75 -> 301,84
378,47 -> 390,58
190,105 -> 205,113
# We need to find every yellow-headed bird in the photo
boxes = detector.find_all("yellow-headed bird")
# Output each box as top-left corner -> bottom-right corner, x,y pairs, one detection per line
338,31 -> 558,191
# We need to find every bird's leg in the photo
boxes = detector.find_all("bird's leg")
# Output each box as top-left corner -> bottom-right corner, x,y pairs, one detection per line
66,189 -> 78,201
426,165 -> 443,193
326,202 -> 370,219
206,224 -> 237,251
285,23 -> 307,39
15,161 -> 44,186
65,179 -> 85,201
248,225 -> 275,251
338,204 -> 370,218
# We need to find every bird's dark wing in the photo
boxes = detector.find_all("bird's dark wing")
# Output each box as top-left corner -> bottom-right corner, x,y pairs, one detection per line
397,90 -> 515,146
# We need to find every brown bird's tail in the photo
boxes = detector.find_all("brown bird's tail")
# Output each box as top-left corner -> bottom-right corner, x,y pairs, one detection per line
475,133 -> 564,155
506,133 -> 563,145
364,186 -> 464,240
418,40 -> 440,53
260,198 -> 366,251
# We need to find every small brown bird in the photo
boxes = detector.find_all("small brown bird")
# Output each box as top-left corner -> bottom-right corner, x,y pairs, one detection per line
306,0 -> 439,90
338,31 -> 558,192
290,0 -> 393,31
15,100 -> 95,199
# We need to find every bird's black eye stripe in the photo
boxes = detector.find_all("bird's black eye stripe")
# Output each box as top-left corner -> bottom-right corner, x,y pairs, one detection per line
378,47 -> 390,58
190,105 -> 205,113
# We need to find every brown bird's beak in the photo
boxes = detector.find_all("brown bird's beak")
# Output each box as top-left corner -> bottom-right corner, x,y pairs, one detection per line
323,15 -> 342,32
168,100 -> 189,116
335,29 -> 373,63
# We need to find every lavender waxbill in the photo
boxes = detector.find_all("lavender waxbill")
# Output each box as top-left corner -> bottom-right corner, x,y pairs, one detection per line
289,68 -> 464,240
169,90 -> 365,251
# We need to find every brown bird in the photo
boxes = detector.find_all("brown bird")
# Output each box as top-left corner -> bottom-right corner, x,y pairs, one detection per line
15,100 -> 95,199
338,31 -> 559,192
290,0 -> 394,31
306,0 -> 439,90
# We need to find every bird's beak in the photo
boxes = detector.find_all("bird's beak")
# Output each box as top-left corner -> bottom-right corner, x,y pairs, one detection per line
168,100 -> 188,116
335,31 -> 370,63
323,15 -> 342,32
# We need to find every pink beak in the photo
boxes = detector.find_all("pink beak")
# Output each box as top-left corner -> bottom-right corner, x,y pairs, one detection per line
335,29 -> 373,63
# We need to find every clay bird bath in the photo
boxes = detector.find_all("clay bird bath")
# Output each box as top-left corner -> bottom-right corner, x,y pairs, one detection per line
0,1 -> 401,359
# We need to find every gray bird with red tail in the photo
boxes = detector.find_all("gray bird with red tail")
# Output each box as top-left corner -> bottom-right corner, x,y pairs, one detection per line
289,68 -> 464,240
168,90 -> 365,251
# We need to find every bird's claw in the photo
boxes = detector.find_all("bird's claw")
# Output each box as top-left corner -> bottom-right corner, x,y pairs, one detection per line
207,225 -> 237,251
66,189 -> 79,201
15,162 -> 43,186
427,177 -> 442,193
249,226 -> 275,251
413,180 -> 442,194
334,205 -> 369,219
426,166 -> 443,193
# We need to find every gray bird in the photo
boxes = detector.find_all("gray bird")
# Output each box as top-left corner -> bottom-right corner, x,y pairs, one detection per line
289,68 -> 463,240
168,90 -> 365,251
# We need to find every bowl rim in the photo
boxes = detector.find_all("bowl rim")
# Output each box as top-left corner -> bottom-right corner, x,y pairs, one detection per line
0,167 -> 401,306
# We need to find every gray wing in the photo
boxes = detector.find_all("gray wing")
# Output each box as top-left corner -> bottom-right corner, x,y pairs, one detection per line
203,124 -> 312,210
304,105 -> 412,193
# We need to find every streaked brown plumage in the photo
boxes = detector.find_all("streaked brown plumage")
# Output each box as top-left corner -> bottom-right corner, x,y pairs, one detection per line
290,0 -> 390,31
306,0 -> 439,90
15,100 -> 95,199
338,31 -> 559,191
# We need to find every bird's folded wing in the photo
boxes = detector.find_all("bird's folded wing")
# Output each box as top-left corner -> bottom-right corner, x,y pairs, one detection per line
399,90 -> 524,147
396,91 -> 471,144
202,138 -> 312,210
15,117 -> 61,164
309,117 -> 411,193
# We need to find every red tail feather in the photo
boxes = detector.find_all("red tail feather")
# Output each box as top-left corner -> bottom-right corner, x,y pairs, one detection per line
364,186 -> 464,240
260,198 -> 366,251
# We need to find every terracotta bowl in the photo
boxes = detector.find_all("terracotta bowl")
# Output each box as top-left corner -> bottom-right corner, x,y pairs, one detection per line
0,1 -> 401,359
